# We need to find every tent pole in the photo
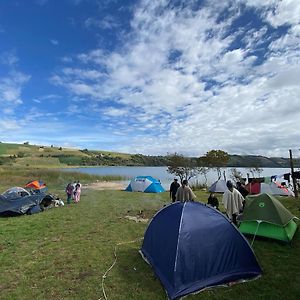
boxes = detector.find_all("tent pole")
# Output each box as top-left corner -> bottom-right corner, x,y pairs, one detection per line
289,149 -> 298,198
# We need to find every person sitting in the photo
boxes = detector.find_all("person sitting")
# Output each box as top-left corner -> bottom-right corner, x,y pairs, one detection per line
207,193 -> 219,210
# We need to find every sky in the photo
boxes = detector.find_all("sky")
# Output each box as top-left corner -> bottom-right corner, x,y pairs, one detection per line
0,0 -> 300,158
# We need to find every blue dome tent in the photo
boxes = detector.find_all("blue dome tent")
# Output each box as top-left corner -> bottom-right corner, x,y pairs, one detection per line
125,176 -> 165,193
140,202 -> 262,299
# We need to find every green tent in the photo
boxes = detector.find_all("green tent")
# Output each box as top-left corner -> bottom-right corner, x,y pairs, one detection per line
239,193 -> 298,242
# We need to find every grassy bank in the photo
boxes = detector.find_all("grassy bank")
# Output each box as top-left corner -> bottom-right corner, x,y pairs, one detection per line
0,167 -> 123,193
1,169 -> 300,300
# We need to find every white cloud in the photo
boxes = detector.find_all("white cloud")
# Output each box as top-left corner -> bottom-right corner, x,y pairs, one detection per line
85,15 -> 120,30
50,0 -> 300,156
0,71 -> 30,106
0,119 -> 21,130
50,39 -> 59,45
0,51 -> 19,66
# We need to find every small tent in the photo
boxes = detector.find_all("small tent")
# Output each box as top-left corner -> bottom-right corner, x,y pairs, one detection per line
246,182 -> 293,196
208,179 -> 227,193
125,176 -> 165,193
25,180 -> 48,192
140,202 -> 262,299
239,193 -> 298,242
0,188 -> 45,216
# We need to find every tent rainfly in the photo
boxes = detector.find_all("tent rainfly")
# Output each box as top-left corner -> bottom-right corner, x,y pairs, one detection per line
239,193 -> 298,242
125,176 -> 165,193
140,202 -> 262,299
208,179 -> 227,193
246,182 -> 293,196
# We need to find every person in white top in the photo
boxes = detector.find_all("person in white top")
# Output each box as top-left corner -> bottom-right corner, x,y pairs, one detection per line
175,180 -> 196,202
222,181 -> 244,225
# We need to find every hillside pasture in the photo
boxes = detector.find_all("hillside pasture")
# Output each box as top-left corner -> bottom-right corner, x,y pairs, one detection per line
0,169 -> 300,300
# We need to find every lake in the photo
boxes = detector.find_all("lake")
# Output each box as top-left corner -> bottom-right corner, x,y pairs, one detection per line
63,166 -> 293,190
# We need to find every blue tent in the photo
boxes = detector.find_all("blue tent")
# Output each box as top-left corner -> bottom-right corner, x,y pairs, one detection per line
125,176 -> 165,193
209,179 -> 227,193
140,202 -> 262,299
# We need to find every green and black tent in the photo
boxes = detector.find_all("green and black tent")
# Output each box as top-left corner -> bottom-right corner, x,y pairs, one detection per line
239,193 -> 298,242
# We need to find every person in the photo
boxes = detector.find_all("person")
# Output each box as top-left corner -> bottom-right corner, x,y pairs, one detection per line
170,178 -> 180,202
236,181 -> 249,198
71,181 -> 77,200
175,179 -> 196,202
65,182 -> 74,204
207,193 -> 219,210
222,180 -> 244,225
74,182 -> 81,203
236,181 -> 248,210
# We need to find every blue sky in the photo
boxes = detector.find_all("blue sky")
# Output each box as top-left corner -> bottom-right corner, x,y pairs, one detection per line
0,0 -> 300,157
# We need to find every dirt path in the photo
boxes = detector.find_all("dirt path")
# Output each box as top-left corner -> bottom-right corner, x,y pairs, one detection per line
82,180 -> 126,191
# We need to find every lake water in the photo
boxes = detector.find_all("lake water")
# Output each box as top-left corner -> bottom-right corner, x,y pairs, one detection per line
63,166 -> 294,190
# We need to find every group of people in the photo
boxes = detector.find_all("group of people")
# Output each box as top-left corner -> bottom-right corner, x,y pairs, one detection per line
65,181 -> 82,204
170,178 -> 247,225
169,178 -> 196,202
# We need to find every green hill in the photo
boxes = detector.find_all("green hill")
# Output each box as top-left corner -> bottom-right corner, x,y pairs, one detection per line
0,142 -> 168,167
0,142 -> 299,168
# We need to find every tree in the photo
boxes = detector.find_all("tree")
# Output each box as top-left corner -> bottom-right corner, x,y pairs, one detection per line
167,153 -> 201,184
199,150 -> 230,179
230,168 -> 243,183
248,166 -> 263,178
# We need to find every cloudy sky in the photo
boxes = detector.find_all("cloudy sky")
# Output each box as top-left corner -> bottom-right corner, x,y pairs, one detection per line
0,0 -> 299,157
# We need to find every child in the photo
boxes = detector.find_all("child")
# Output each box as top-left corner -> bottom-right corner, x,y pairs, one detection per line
74,182 -> 81,203
65,183 -> 74,204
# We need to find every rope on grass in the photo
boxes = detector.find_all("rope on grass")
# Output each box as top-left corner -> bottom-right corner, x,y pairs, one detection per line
251,220 -> 262,246
101,237 -> 144,300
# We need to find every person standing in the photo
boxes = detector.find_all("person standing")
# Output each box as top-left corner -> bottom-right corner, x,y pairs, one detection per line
74,182 -> 81,203
236,181 -> 249,198
170,178 -> 180,202
222,181 -> 244,225
175,180 -> 196,202
65,182 -> 74,204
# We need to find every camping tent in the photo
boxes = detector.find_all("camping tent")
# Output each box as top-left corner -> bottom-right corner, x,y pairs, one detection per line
125,176 -> 165,193
0,188 -> 45,216
246,182 -> 293,196
0,187 -> 63,217
25,180 -> 48,192
208,179 -> 227,193
2,187 -> 30,198
239,193 -> 298,242
140,202 -> 262,299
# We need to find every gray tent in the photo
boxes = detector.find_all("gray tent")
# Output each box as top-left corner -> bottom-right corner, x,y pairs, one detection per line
209,180 -> 227,193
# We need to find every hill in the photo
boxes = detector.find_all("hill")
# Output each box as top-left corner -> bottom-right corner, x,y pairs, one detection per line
0,142 -> 168,167
228,154 -> 300,168
0,142 -> 299,168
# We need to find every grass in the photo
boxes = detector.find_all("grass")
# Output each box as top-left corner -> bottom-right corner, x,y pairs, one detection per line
0,169 -> 300,300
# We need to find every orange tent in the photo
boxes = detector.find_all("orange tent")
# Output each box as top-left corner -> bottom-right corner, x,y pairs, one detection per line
25,180 -> 47,191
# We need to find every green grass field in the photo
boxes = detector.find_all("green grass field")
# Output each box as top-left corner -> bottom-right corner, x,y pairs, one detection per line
1,169 -> 300,300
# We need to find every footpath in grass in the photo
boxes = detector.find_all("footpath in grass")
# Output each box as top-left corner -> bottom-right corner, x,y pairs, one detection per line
1,187 -> 300,300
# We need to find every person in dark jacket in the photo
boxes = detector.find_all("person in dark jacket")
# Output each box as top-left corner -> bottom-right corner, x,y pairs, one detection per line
207,193 -> 219,210
65,183 -> 74,204
170,178 -> 180,202
236,181 -> 249,198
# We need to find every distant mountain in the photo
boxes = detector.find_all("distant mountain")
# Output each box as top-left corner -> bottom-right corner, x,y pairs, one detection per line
0,142 -> 299,168
228,155 -> 300,168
